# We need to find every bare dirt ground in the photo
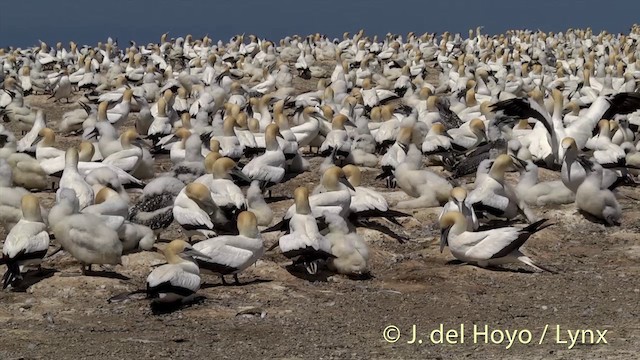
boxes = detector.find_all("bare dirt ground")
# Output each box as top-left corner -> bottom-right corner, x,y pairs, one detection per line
0,69 -> 638,359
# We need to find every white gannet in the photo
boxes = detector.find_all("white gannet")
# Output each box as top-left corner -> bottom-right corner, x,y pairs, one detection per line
145,239 -> 209,313
102,129 -> 143,174
48,71 -> 72,103
192,211 -> 265,284
16,109 -> 46,154
439,211 -> 554,272
194,156 -> 247,217
467,154 -> 537,223
48,188 -> 123,274
81,186 -> 129,218
57,147 -> 94,210
2,194 -> 49,289
241,123 -> 286,185
172,182 -> 232,241
276,187 -> 333,274
34,127 -> 64,161
394,145 -> 453,209
246,180 -> 273,226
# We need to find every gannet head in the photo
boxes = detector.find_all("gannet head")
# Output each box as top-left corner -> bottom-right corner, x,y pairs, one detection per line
21,194 -> 43,222
35,128 -> 55,147
163,239 -> 211,264
322,166 -> 355,191
561,137 -> 577,150
237,211 -> 259,238
341,164 -> 361,187
450,187 -> 468,203
293,186 -> 311,215
439,211 -> 465,253
185,183 -> 215,208
94,186 -> 118,204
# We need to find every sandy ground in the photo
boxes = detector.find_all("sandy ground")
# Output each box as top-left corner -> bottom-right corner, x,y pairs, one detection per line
0,68 -> 638,359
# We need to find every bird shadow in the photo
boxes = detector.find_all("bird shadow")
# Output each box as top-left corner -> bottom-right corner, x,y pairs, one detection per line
444,261 -> 538,274
345,272 -> 375,281
83,270 -> 131,280
201,278 -> 272,289
285,264 -> 332,282
576,210 -> 620,227
150,295 -> 207,315
10,268 -> 57,292
265,196 -> 292,204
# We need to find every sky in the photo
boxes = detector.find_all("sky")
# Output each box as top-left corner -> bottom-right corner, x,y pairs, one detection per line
2,0 -> 640,48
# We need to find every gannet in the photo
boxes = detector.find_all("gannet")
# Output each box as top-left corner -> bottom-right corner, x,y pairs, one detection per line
275,187 -> 333,274
439,211 -> 554,272
1,195 -> 49,289
467,154 -> 537,222
194,156 -> 247,218
241,124 -> 286,185
55,147 -> 93,203
246,180 -> 273,226
192,211 -> 265,284
145,239 -> 209,313
172,182 -> 232,241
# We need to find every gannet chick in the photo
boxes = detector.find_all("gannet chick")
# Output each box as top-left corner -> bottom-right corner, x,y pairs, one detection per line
324,213 -> 370,277
48,188 -> 123,274
2,195 -> 49,289
192,211 -> 265,285
57,147 -> 94,209
516,160 -> 575,206
246,180 -> 273,226
276,187 -> 333,275
145,239 -> 210,314
438,187 -> 478,231
467,154 -> 538,223
439,211 -> 554,272
129,176 -> 185,236
173,183 -> 232,241
575,163 -> 622,226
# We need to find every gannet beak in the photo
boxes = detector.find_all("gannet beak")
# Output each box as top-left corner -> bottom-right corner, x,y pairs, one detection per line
340,176 -> 356,191
183,247 -> 212,260
439,227 -> 450,253
443,131 -> 454,140
344,119 -> 356,128
33,135 -> 43,145
511,156 -> 527,169
83,126 -> 98,140
311,113 -> 329,123
231,166 -> 251,183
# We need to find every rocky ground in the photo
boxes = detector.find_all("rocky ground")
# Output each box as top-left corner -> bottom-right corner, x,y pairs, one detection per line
0,72 -> 638,359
